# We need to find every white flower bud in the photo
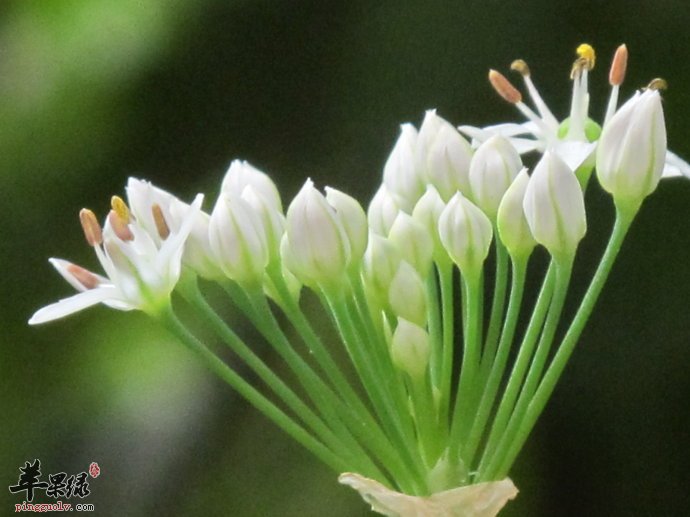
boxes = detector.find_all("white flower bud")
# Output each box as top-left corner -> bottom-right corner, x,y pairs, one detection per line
389,261 -> 427,326
284,179 -> 351,287
221,160 -> 282,213
368,185 -> 400,236
391,318 -> 431,380
416,110 -> 473,200
362,233 -> 401,307
523,151 -> 586,259
388,212 -> 433,276
209,193 -> 269,285
469,135 -> 522,220
412,186 -> 450,265
325,186 -> 368,266
439,193 -> 493,276
241,185 -> 285,263
596,90 -> 667,207
497,168 -> 536,259
383,124 -> 424,212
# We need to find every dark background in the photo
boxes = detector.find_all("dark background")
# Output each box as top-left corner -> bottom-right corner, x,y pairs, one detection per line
3,1 -> 690,515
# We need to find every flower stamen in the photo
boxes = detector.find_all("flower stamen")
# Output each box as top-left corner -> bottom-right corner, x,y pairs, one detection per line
511,59 -> 559,130
66,263 -> 101,289
111,195 -> 131,223
79,208 -> 102,246
108,209 -> 134,241
604,44 -> 629,126
488,70 -> 522,104
646,78 -> 668,91
151,203 -> 171,240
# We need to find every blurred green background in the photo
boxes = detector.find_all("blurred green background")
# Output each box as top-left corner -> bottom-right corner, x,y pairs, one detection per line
3,0 -> 690,515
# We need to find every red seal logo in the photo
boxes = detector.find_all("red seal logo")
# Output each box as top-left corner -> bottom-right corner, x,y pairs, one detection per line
88,462 -> 100,478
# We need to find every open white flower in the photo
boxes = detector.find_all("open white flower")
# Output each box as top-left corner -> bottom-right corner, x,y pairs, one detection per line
459,43 -> 690,180
29,186 -> 203,324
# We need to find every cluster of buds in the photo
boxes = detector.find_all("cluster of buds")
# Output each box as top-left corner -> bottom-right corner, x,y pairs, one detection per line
30,43 -> 687,517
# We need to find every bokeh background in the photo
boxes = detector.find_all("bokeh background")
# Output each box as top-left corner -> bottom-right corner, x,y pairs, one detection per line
3,1 -> 690,515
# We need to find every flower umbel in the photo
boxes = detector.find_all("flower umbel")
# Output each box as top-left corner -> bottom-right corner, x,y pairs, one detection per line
29,43 -> 687,517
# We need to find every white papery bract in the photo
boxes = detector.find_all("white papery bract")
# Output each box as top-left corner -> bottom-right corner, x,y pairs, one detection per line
283,179 -> 351,287
523,151 -> 586,259
469,135 -> 522,220
439,192 -> 493,277
29,189 -> 204,324
416,110 -> 474,201
383,124 -> 424,212
596,90 -> 667,207
497,168 -> 536,260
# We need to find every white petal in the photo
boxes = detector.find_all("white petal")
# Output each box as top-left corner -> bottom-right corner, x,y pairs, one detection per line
662,150 -> 690,179
551,141 -> 597,172
29,286 -> 122,325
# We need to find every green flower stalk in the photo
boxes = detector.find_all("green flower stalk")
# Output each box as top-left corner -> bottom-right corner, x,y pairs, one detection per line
30,43 -> 689,516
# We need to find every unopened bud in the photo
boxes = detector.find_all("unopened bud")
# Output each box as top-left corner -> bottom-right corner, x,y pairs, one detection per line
411,186 -> 449,265
391,318 -> 431,380
389,261 -> 427,326
439,192 -> 493,276
368,186 -> 400,236
383,124 -> 424,212
523,152 -> 586,259
388,213 -> 433,276
325,186 -> 368,266
497,168 -> 536,259
488,70 -> 522,104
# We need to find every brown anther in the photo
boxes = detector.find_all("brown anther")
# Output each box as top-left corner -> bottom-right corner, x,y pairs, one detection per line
570,57 -> 592,79
108,209 -> 134,241
488,69 -> 522,104
79,208 -> 102,246
646,78 -> 668,91
111,195 -> 130,223
151,203 -> 170,240
510,59 -> 530,77
608,44 -> 628,86
67,264 -> 101,289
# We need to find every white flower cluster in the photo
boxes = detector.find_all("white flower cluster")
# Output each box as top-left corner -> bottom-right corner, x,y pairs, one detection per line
28,41 -> 686,517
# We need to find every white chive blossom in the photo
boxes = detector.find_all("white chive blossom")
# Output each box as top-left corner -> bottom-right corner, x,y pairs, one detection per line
497,168 -> 536,259
383,124 -> 424,212
523,151 -> 586,259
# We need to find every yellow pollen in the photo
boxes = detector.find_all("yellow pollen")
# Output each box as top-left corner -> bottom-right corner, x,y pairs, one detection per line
576,43 -> 596,67
111,195 -> 130,223
510,59 -> 530,77
646,78 -> 668,91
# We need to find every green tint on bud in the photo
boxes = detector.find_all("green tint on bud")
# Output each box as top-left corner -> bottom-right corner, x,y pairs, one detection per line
391,318 -> 431,380
497,168 -> 536,259
284,179 -> 351,287
383,124 -> 424,212
412,186 -> 450,266
469,135 -> 522,220
388,212 -> 433,276
523,151 -> 586,260
438,193 -> 493,277
389,261 -> 427,326
416,110 -> 473,200
596,90 -> 667,209
362,233 -> 401,308
368,185 -> 401,236
325,186 -> 368,266
209,194 -> 269,285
